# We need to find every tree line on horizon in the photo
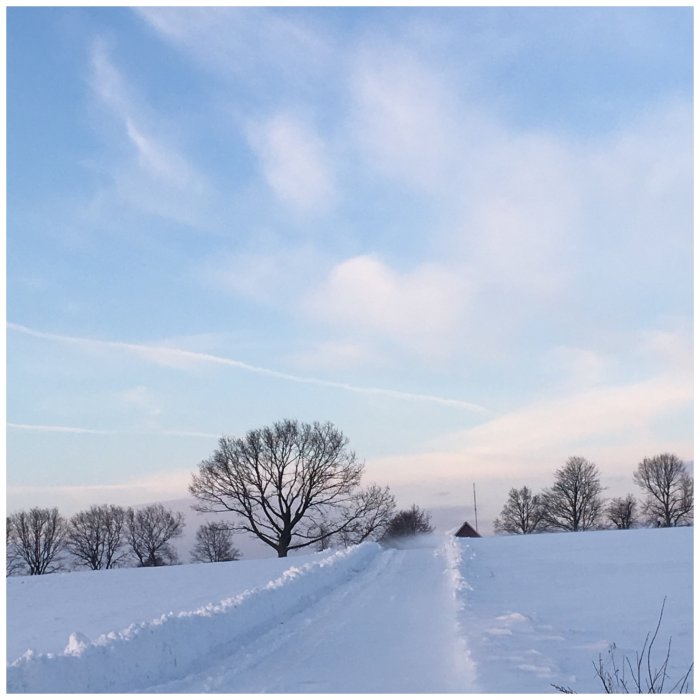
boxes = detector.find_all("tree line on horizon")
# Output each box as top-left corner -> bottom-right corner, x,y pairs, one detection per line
5,502 -> 244,576
7,419 -> 692,576
7,418 -> 439,576
6,499 -> 433,577
493,453 -> 693,535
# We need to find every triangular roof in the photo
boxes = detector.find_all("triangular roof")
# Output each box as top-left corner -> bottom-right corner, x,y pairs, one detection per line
455,521 -> 481,537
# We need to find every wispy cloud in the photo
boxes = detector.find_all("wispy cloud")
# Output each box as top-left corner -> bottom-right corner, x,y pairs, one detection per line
136,7 -> 333,87
350,49 -> 467,193
246,114 -> 337,214
8,323 -> 493,415
89,40 -> 210,227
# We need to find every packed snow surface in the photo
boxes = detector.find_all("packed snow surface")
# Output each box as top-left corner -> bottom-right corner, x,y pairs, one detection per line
7,527 -> 693,693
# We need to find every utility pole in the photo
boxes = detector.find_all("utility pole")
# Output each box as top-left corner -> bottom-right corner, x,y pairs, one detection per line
473,482 -> 479,533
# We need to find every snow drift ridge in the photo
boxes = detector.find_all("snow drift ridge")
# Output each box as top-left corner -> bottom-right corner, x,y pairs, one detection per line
7,543 -> 382,693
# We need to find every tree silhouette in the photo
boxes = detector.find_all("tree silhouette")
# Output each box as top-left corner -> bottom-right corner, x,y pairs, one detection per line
494,486 -> 546,534
125,504 -> 184,567
541,457 -> 605,532
380,505 -> 433,540
191,521 -> 241,563
634,454 -> 693,527
66,505 -> 128,570
9,507 -> 67,575
191,419 -> 393,557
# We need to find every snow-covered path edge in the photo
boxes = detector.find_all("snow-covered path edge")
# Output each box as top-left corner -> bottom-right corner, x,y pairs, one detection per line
443,537 -> 478,689
7,544 -> 382,693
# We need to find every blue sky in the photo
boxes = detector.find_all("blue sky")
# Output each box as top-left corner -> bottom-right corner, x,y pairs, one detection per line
7,7 -> 693,521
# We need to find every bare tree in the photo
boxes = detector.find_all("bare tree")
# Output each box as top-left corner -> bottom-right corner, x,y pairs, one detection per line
633,454 -> 693,527
605,494 -> 638,530
9,507 -> 67,575
191,522 -> 241,563
66,505 -> 128,570
6,517 -> 24,576
541,457 -> 605,532
380,505 -> 433,541
334,484 -> 396,547
190,419 -> 393,557
493,486 -> 546,534
125,504 -> 184,567
313,524 -> 334,552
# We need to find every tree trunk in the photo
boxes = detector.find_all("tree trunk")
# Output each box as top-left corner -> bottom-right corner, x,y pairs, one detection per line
277,528 -> 292,558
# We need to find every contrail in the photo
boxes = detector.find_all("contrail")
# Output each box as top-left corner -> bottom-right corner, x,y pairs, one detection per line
8,322 -> 493,415
8,423 -> 116,435
7,422 -> 219,438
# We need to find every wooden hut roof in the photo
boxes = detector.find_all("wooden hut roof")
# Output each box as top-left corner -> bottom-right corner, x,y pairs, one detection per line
455,521 -> 481,537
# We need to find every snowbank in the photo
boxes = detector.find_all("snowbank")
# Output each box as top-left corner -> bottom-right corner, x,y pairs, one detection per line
7,549 -> 328,661
7,543 -> 381,693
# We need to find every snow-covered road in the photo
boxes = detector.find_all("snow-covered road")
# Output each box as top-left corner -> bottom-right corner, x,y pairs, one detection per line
7,528 -> 693,694
142,544 -> 475,693
7,540 -> 476,693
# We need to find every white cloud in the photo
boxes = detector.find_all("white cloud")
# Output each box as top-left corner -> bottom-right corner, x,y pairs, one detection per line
347,39 -> 691,316
462,133 -> 579,298
349,46 -> 464,192
446,375 -> 691,456
247,114 -> 336,213
305,255 -> 470,357
89,41 -> 210,226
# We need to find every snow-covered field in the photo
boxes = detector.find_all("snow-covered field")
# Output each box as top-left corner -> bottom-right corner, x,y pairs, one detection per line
7,527 -> 693,693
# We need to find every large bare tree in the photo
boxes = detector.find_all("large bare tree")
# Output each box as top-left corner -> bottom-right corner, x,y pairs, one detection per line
190,419 -> 394,557
541,457 -> 605,532
191,522 -> 241,563
493,486 -> 546,535
633,454 -> 693,527
125,504 -> 184,567
9,507 -> 67,575
66,505 -> 128,570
